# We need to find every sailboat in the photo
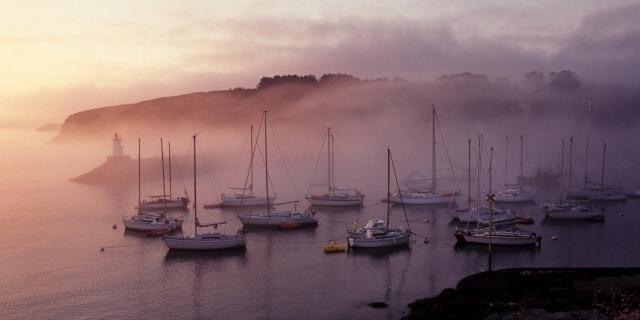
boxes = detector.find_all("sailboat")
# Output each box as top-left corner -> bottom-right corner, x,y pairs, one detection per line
541,139 -> 605,220
123,139 -> 183,232
588,142 -> 626,201
455,146 -> 539,246
219,126 -> 276,207
347,148 -> 411,248
163,135 -> 246,250
139,141 -> 190,210
305,128 -> 364,206
450,137 -> 517,226
389,104 -> 456,205
237,111 -> 318,228
347,219 -> 387,239
494,135 -> 534,203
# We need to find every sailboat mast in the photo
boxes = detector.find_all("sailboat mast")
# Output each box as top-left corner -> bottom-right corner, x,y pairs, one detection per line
568,137 -> 573,195
327,127 -> 332,193
489,146 -> 493,195
504,136 -> 508,186
250,126 -> 254,193
476,136 -> 481,213
601,142 -> 606,191
138,138 -> 141,214
387,147 -> 391,231
193,135 -> 198,236
520,135 -> 524,192
468,138 -> 471,207
584,101 -> 592,189
331,133 -> 335,191
560,139 -> 565,201
168,142 -> 172,198
160,138 -> 167,216
432,104 -> 437,191
264,110 -> 270,215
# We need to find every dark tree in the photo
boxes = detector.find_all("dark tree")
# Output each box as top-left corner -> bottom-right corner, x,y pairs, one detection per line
548,70 -> 581,90
318,73 -> 361,85
524,71 -> 545,84
257,74 -> 318,90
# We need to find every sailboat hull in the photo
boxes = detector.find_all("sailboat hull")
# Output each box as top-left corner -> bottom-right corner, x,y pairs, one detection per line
389,193 -> 452,205
589,192 -> 627,201
347,231 -> 410,248
219,195 -> 276,207
494,195 -> 534,203
238,212 -> 318,227
138,198 -> 189,210
456,229 -> 539,246
123,216 -> 183,231
306,195 -> 364,206
545,207 -> 605,220
163,233 -> 246,250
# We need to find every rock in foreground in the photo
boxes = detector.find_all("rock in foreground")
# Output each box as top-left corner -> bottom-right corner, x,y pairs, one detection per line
404,268 -> 640,319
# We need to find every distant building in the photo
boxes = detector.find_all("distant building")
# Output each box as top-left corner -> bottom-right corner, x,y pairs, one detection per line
108,132 -> 130,160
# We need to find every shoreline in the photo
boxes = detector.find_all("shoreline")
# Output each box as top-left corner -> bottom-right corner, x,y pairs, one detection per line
403,267 -> 640,319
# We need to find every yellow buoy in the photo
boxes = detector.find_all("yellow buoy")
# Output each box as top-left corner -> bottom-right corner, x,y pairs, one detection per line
323,242 -> 346,253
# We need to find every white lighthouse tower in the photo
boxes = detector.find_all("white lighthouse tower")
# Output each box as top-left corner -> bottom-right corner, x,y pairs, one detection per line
108,132 -> 129,160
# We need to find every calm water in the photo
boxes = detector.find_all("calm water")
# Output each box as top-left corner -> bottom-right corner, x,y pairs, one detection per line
2,129 -> 640,320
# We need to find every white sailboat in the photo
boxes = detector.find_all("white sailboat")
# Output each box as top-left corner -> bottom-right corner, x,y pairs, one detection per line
389,104 -> 456,205
588,142 -> 626,201
348,148 -> 411,248
123,139 -> 183,232
565,102 -> 625,201
541,139 -> 605,220
306,127 -> 364,206
455,144 -> 539,246
163,135 -> 246,250
450,136 -> 517,226
455,227 -> 540,246
346,219 -> 387,239
494,135 -> 534,203
219,126 -> 276,207
237,111 -> 318,228
139,141 -> 190,210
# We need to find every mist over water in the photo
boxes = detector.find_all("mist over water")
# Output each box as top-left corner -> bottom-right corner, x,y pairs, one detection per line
3,105 -> 640,319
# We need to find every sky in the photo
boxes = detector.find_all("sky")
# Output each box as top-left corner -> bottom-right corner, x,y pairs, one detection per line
1,0 -> 639,126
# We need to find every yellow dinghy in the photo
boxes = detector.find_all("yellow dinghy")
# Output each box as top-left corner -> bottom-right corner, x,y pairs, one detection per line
323,242 -> 346,253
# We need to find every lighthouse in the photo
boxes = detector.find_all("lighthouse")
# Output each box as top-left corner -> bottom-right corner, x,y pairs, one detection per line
111,132 -> 125,157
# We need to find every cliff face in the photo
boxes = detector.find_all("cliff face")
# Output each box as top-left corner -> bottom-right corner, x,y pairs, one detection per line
50,74 -> 528,143
52,73 -> 638,144
54,88 -> 262,143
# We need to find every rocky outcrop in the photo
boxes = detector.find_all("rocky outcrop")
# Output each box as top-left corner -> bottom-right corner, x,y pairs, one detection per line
404,268 -> 640,320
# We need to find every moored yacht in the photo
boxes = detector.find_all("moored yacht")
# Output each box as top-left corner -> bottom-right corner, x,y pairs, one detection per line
388,105 -> 456,206
455,227 -> 540,246
219,126 -> 275,207
494,135 -> 535,203
305,127 -> 364,207
164,135 -> 245,251
347,148 -> 411,249
454,144 -> 539,247
347,219 -> 386,239
237,110 -> 318,228
138,141 -> 190,210
123,138 -> 183,232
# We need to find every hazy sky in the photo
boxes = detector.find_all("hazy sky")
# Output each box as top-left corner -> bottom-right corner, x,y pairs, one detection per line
1,0 -> 638,125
